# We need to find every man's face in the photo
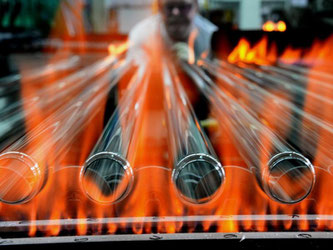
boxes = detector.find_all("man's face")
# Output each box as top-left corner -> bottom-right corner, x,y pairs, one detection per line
159,0 -> 198,42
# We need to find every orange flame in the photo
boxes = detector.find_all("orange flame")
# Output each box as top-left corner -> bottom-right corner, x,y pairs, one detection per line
228,34 -> 333,67
2,20 -> 333,237
228,36 -> 276,65
108,41 -> 130,56
188,29 -> 199,64
279,46 -> 303,64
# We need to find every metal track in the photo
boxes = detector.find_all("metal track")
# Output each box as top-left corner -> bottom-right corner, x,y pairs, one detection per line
1,232 -> 333,246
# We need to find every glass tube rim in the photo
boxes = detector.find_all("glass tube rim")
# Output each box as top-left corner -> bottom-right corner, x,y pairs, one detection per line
264,151 -> 316,204
172,153 -> 225,205
80,152 -> 134,205
0,151 -> 42,204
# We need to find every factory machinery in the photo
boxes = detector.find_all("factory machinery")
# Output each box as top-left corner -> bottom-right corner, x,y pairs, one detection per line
0,4 -> 333,246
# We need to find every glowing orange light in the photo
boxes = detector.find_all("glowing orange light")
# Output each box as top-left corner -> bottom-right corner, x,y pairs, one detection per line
188,29 -> 199,64
152,0 -> 159,14
227,37 -> 276,65
108,41 -> 130,55
262,20 -> 287,32
276,21 -> 287,32
227,38 -> 251,64
262,21 -> 275,32
280,46 -> 303,64
2,11 -> 333,236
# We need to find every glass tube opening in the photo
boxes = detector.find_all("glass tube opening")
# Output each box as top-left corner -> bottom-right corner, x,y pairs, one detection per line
0,152 -> 43,204
80,152 -> 134,205
264,152 -> 315,204
172,154 -> 225,205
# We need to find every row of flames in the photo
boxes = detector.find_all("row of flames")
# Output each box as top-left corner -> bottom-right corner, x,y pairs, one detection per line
0,0 -> 332,236
0,34 -> 332,236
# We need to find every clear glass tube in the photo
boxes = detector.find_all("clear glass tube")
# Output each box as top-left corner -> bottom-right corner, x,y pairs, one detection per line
277,61 -> 333,82
0,55 -> 118,151
215,60 -> 333,115
182,62 -> 315,204
162,61 -> 225,205
80,61 -> 149,205
0,58 -> 128,205
0,55 -> 81,93
0,152 -> 42,205
202,59 -> 333,173
22,55 -> 81,81
261,64 -> 333,89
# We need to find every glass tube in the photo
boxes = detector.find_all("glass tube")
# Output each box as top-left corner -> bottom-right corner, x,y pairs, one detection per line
182,62 -> 315,204
0,152 -> 41,205
80,62 -> 149,205
0,55 -> 118,151
215,60 -> 333,114
277,62 -> 333,82
162,61 -> 225,205
260,64 -> 333,89
0,55 -> 81,93
0,59 -> 128,205
202,59 -> 333,172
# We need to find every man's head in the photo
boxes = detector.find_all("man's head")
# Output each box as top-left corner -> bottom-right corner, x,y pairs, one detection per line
158,0 -> 198,42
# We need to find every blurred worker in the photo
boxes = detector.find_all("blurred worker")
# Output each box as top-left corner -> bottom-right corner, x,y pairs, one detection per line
127,0 -> 218,63
105,0 -> 216,124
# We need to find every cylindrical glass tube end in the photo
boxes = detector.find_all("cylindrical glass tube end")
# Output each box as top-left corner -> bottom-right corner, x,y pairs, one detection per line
0,152 -> 43,204
264,152 -> 315,204
80,152 -> 134,204
172,154 -> 225,205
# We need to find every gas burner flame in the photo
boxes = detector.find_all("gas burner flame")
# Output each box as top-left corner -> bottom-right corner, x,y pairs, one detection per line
0,16 -> 333,237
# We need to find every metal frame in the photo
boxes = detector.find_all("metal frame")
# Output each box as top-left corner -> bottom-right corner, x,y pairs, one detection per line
1,232 -> 333,246
1,215 -> 333,245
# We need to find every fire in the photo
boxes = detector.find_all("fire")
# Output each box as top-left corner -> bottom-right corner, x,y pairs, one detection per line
227,36 -> 277,65
280,35 -> 333,66
279,46 -> 303,64
228,34 -> 333,67
223,34 -> 333,232
1,7 -> 333,238
188,29 -> 199,64
108,41 -> 130,56
114,41 -> 186,234
307,36 -> 333,231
